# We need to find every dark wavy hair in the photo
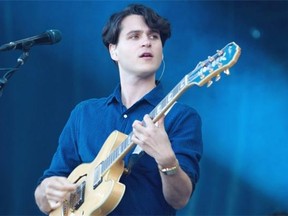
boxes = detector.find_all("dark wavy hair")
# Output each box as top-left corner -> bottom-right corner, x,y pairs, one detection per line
102,4 -> 171,49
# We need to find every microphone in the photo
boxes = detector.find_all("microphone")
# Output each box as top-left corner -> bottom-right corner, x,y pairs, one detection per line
0,29 -> 62,51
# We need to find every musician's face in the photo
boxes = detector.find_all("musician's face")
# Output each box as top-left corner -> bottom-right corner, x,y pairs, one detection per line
109,14 -> 163,79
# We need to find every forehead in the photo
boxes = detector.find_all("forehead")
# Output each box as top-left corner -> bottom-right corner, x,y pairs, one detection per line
120,14 -> 150,33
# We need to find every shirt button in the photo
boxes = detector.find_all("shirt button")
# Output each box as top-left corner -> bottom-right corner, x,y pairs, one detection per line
123,114 -> 128,118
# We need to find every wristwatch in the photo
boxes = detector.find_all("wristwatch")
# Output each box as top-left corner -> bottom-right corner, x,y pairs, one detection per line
158,159 -> 179,175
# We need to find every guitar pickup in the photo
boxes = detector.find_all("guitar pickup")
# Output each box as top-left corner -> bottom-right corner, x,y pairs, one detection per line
70,181 -> 86,210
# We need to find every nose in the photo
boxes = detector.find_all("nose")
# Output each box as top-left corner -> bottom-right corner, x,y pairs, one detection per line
142,36 -> 152,47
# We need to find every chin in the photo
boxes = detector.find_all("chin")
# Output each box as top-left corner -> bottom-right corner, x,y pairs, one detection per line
140,64 -> 160,73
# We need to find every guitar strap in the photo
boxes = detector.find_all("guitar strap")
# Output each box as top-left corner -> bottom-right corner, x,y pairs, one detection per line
125,148 -> 145,175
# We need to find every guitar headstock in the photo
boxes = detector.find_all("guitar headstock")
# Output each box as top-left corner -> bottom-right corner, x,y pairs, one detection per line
187,42 -> 241,87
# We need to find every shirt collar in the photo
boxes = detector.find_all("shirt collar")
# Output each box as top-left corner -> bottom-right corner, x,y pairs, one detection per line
106,83 -> 121,105
143,82 -> 165,106
106,82 -> 165,107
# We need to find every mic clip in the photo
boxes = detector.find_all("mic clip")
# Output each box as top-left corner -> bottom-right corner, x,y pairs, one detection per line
0,50 -> 30,97
0,41 -> 32,52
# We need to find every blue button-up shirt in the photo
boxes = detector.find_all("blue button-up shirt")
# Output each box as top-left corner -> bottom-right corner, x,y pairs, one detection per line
39,83 -> 203,215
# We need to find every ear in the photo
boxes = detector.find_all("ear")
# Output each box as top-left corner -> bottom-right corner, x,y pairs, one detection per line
109,44 -> 119,61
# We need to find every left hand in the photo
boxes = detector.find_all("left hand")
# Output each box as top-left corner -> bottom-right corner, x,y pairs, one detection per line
131,114 -> 176,166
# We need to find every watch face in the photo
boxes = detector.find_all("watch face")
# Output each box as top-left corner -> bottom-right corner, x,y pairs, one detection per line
159,159 -> 179,175
164,169 -> 177,175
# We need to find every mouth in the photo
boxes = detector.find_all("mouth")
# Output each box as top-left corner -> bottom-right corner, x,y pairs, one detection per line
139,52 -> 153,58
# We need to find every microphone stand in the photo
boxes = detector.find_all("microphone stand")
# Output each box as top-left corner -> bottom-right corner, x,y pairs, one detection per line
0,50 -> 30,97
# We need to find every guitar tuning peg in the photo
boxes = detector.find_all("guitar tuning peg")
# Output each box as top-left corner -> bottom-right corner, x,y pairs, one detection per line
197,61 -> 205,68
224,69 -> 230,75
217,62 -> 223,67
216,49 -> 223,55
215,74 -> 221,81
207,80 -> 213,87
208,56 -> 214,62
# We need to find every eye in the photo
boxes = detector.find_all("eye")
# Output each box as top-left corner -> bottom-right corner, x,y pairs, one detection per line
149,33 -> 160,40
128,33 -> 140,40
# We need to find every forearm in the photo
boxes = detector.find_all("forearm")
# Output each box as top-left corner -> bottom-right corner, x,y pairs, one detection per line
159,165 -> 193,209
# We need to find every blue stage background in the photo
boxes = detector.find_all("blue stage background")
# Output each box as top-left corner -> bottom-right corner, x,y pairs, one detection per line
0,1 -> 287,215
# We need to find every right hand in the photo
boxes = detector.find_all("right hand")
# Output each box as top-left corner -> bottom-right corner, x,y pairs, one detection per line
35,176 -> 77,213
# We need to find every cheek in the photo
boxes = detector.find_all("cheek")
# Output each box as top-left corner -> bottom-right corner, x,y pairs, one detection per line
156,52 -> 163,65
156,45 -> 163,59
118,47 -> 135,60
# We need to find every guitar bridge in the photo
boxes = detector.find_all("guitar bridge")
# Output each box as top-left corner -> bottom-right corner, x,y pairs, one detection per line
70,181 -> 86,211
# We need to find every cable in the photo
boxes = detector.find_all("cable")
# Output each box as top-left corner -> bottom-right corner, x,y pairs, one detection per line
157,58 -> 165,83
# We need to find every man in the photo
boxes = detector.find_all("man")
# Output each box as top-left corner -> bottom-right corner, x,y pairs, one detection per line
35,4 -> 203,215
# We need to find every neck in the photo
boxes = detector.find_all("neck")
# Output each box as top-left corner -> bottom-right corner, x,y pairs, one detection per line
120,77 -> 156,109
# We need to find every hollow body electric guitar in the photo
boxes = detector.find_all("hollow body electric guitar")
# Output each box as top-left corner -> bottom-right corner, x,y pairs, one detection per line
50,42 -> 241,216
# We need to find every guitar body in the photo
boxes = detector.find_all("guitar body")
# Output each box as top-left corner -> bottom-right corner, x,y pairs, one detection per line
50,130 -> 128,216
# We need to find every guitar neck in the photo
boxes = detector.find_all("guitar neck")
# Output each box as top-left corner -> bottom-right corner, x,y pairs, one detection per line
149,76 -> 189,122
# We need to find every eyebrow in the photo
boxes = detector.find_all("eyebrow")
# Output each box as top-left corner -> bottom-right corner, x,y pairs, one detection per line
126,29 -> 160,36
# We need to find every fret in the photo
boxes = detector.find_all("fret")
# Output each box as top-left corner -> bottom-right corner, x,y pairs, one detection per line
167,92 -> 173,102
179,78 -> 186,89
93,162 -> 102,189
101,159 -> 106,172
127,133 -> 132,146
112,150 -> 116,161
149,109 -> 156,119
156,103 -> 162,116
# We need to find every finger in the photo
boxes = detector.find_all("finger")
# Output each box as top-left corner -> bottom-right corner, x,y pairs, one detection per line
52,177 -> 77,191
48,200 -> 62,210
46,187 -> 71,201
44,178 -> 77,202
143,114 -> 154,128
131,133 -> 144,146
157,115 -> 165,128
132,120 -> 143,130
